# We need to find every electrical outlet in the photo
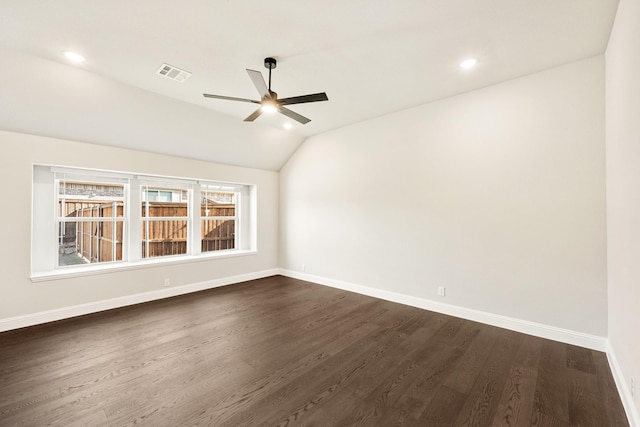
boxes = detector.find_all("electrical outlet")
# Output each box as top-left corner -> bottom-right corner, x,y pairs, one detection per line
302,264 -> 306,272
631,376 -> 636,400
163,278 -> 171,287
437,286 -> 446,297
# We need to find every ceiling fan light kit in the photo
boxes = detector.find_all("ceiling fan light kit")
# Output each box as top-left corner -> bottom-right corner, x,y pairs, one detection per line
203,57 -> 328,125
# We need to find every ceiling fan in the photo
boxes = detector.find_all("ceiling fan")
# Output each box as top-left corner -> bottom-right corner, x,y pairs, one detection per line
203,57 -> 328,125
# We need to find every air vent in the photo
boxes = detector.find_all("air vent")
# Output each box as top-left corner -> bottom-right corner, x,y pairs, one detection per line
156,63 -> 191,82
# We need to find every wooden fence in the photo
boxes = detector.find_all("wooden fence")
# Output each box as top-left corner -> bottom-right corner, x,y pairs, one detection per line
61,202 -> 124,263
61,201 -> 235,262
142,203 -> 187,258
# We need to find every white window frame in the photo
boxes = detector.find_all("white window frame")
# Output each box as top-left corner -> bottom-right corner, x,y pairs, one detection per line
200,185 -> 240,254
32,165 -> 257,281
140,183 -> 191,259
56,178 -> 128,267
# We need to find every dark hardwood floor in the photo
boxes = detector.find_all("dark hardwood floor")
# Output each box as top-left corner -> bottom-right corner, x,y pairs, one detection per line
0,276 -> 629,426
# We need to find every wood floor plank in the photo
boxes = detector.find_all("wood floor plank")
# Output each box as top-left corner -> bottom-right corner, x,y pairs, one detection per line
376,319 -> 482,424
443,323 -> 500,395
567,368 -> 607,426
490,334 -> 542,426
418,385 -> 467,426
452,329 -> 521,427
314,326 -> 439,426
531,340 -> 570,426
0,276 -> 629,427
330,320 -> 468,427
566,344 -> 596,375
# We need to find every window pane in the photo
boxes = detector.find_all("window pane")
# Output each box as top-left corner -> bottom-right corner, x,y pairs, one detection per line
201,190 -> 236,253
141,202 -> 188,218
201,190 -> 236,217
141,187 -> 189,258
141,187 -> 188,216
58,220 -> 123,266
58,181 -> 125,218
142,220 -> 188,258
202,219 -> 235,252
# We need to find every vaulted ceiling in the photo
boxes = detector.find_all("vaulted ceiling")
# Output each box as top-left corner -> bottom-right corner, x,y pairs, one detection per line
0,0 -> 619,170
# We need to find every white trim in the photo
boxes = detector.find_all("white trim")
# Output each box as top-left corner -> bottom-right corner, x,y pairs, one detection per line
2,269 -> 278,332
607,342 -> 640,427
277,269 -> 608,351
31,250 -> 258,282
51,166 -> 134,180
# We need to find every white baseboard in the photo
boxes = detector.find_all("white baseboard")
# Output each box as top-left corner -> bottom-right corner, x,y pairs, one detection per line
607,342 -> 640,427
278,269 -> 607,352
5,268 -> 607,351
0,269 -> 279,332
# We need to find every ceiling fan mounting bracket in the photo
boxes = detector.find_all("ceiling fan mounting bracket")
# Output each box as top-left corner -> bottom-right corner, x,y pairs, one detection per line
264,57 -> 277,70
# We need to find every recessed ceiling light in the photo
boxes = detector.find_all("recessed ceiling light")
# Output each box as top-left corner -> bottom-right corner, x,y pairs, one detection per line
459,58 -> 478,70
283,123 -> 293,130
62,50 -> 86,64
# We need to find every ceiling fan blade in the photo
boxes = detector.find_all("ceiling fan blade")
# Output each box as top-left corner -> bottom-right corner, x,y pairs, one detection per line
278,92 -> 329,106
203,93 -> 260,104
246,69 -> 271,99
244,108 -> 263,122
279,106 -> 311,124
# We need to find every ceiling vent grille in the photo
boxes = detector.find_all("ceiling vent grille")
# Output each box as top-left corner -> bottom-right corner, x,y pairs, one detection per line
156,63 -> 191,82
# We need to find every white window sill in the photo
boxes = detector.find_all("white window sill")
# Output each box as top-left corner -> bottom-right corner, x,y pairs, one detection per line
30,250 -> 257,282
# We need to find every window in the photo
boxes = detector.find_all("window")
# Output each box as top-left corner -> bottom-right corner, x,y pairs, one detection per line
141,186 -> 189,259
32,165 -> 255,279
57,180 -> 125,266
201,186 -> 238,253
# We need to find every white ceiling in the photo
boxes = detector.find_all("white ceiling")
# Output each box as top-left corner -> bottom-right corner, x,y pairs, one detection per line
0,0 -> 619,170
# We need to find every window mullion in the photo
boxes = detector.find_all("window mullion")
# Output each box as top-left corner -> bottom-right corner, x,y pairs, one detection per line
129,179 -> 142,262
240,190 -> 245,251
112,202 -> 116,262
192,187 -> 201,256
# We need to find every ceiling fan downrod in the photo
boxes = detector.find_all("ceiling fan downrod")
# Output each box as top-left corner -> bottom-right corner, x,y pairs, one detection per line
264,57 -> 277,93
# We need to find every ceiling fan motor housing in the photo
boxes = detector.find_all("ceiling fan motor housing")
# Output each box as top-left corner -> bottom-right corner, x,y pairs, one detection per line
264,57 -> 277,69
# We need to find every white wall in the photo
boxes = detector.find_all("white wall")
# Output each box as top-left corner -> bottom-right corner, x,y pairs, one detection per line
280,56 -> 607,336
0,130 -> 279,319
606,0 -> 640,420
